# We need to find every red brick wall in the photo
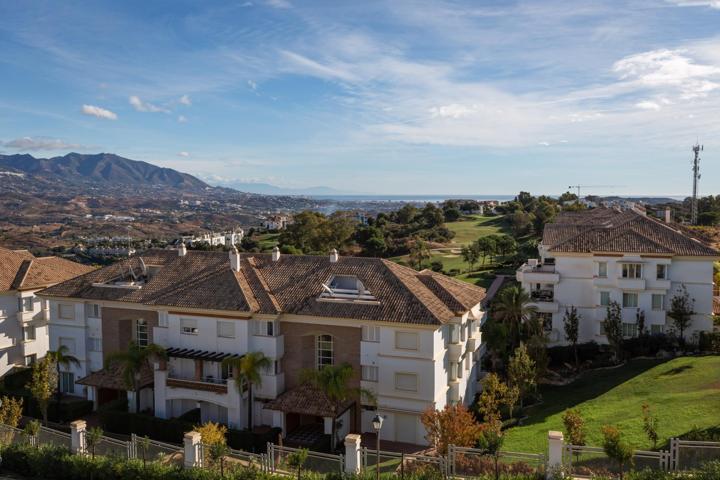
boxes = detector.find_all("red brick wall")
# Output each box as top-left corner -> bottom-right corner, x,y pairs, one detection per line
101,307 -> 158,358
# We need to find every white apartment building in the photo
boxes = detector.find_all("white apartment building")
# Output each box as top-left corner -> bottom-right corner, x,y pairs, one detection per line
517,208 -> 718,345
40,247 -> 486,447
0,247 -> 93,376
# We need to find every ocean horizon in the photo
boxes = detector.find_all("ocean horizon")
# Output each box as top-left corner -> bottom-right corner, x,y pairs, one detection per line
309,194 -> 687,203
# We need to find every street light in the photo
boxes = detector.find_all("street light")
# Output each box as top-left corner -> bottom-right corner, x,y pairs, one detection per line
372,414 -> 384,480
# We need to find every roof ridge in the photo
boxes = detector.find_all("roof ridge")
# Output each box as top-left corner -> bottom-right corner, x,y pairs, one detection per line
382,260 -> 454,323
11,259 -> 33,290
244,257 -> 282,313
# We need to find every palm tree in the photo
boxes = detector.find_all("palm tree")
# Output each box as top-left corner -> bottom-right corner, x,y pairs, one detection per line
222,351 -> 271,431
48,345 -> 81,408
300,362 -> 376,451
105,341 -> 166,413
493,286 -> 537,349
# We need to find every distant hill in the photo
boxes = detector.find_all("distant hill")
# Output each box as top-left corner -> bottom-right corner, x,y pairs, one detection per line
0,153 -> 210,191
210,179 -> 352,196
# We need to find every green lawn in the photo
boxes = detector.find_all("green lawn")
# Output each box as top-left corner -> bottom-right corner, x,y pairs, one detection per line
503,356 -> 720,454
446,215 -> 508,245
255,233 -> 280,251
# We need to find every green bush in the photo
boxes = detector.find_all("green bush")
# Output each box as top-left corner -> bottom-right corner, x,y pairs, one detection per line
699,331 -> 720,353
1,389 -> 93,423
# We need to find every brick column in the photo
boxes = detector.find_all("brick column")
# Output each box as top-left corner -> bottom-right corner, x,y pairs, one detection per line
344,434 -> 362,474
184,431 -> 203,468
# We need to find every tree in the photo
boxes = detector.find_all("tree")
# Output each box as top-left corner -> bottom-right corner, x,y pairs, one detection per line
494,235 -> 517,259
23,419 -> 41,446
493,286 -> 537,350
197,422 -> 229,475
461,244 -> 480,271
28,356 -> 55,425
408,237 -> 432,270
526,334 -> 549,382
286,447 -> 308,480
668,285 -> 695,350
105,341 -> 167,413
222,351 -> 271,431
475,236 -> 496,266
562,409 -> 586,446
642,403 -> 659,450
637,309 -> 646,337
300,362 -> 374,451
476,373 -> 518,423
48,345 -> 80,408
603,301 -> 624,362
137,435 -> 151,467
421,403 -> 483,454
509,211 -> 533,237
476,420 -> 504,480
507,344 -> 535,409
563,306 -> 580,370
601,425 -> 633,479
86,426 -> 104,459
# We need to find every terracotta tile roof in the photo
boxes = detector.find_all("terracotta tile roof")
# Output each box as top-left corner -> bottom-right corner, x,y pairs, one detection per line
543,209 -> 719,257
76,363 -> 154,390
264,384 -> 354,417
0,247 -> 95,292
39,250 -> 487,325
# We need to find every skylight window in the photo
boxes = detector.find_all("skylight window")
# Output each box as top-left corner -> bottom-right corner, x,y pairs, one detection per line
319,275 -> 378,303
91,262 -> 147,290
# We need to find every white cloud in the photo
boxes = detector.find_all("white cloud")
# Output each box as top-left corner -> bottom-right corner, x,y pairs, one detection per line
279,50 -> 357,82
247,80 -> 258,90
613,48 -> 720,99
429,104 -> 479,119
179,94 -> 191,106
538,141 -> 550,147
2,136 -> 86,151
81,104 -> 117,120
177,115 -> 187,123
667,0 -> 720,8
178,151 -> 190,157
635,100 -> 662,111
266,0 -> 291,8
129,95 -> 170,113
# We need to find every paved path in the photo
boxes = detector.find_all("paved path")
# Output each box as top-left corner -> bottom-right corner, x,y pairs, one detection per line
482,274 -> 509,306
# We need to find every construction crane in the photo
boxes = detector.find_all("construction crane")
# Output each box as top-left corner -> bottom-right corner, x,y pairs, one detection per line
567,185 -> 620,199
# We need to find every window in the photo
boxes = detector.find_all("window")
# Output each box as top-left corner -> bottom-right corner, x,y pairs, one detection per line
656,264 -> 668,280
598,262 -> 607,278
622,293 -> 638,308
18,297 -> 34,312
136,319 -> 148,347
88,338 -> 101,352
395,373 -> 418,392
158,312 -> 168,328
58,304 -> 74,320
622,323 -> 637,338
320,275 -> 376,301
218,321 -> 235,338
395,331 -> 419,350
181,318 -> 198,335
221,362 -> 232,380
86,304 -> 100,318
621,263 -> 642,279
449,324 -> 460,344
652,294 -> 665,311
600,291 -> 611,307
362,325 -> 380,342
457,359 -> 463,379
316,334 -> 333,369
23,326 -> 36,342
59,372 -> 75,394
24,354 -> 36,366
253,320 -> 275,336
361,365 -> 379,382
651,324 -> 664,335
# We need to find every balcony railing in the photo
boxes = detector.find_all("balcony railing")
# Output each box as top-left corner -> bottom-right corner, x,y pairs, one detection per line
166,373 -> 229,394
530,290 -> 554,302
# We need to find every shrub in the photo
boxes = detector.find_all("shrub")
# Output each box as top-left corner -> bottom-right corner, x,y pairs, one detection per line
622,334 -> 676,358
699,331 -> 720,353
1,390 -> 93,423
547,342 -> 602,367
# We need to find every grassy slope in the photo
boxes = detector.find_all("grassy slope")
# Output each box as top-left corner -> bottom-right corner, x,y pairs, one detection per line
503,356 -> 720,454
445,215 -> 507,245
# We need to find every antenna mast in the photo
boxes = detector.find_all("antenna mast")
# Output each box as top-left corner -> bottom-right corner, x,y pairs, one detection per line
691,143 -> 703,225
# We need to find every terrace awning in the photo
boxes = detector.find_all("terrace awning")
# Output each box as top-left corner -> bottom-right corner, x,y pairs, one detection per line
165,347 -> 243,362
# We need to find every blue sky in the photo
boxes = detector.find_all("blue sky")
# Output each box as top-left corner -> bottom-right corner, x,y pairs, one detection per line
1,0 -> 720,196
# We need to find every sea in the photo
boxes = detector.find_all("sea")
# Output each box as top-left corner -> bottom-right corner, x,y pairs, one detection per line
310,194 -> 517,203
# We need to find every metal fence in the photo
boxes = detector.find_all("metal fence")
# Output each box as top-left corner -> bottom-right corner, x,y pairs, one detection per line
268,443 -> 344,475
564,444 -> 671,478
37,426 -> 72,449
131,433 -> 185,466
449,445 -> 545,478
363,446 -> 446,477
670,438 -> 720,471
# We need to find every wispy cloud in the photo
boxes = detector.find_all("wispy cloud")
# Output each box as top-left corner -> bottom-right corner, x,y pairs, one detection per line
177,115 -> 188,123
266,0 -> 291,8
81,104 -> 117,120
129,95 -> 170,113
635,100 -> 662,111
667,0 -> 720,8
179,94 -> 192,106
178,151 -> 190,157
2,136 -> 87,151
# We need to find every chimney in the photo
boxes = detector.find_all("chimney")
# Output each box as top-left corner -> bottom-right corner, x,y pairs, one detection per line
178,243 -> 187,257
664,208 -> 672,223
271,246 -> 281,262
329,249 -> 339,263
229,247 -> 241,272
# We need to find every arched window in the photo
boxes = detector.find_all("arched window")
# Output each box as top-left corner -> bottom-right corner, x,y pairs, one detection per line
316,334 -> 333,369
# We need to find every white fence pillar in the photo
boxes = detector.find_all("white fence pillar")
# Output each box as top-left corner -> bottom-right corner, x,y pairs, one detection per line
70,420 -> 87,455
547,430 -> 564,478
344,434 -> 362,474
184,431 -> 203,468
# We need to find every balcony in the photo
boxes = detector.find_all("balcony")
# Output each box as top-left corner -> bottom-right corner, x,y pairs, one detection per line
16,310 -> 37,323
592,276 -> 615,288
617,278 -> 646,290
254,373 -> 285,399
647,278 -> 671,291
530,289 -> 554,303
251,334 -> 284,359
166,373 -> 228,394
467,335 -> 480,352
516,262 -> 560,284
448,342 -> 463,361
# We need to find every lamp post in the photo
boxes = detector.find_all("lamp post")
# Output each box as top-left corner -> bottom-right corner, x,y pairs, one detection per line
372,414 -> 384,480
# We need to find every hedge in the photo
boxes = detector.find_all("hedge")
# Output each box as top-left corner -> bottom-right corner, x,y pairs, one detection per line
98,401 -> 281,452
699,331 -> 720,353
1,389 -> 93,423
